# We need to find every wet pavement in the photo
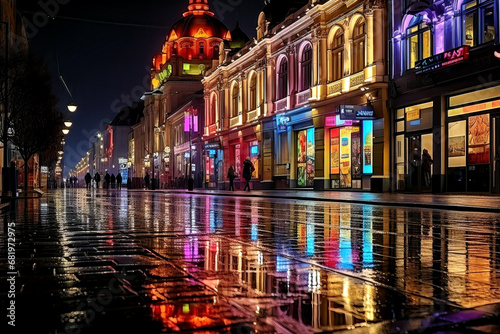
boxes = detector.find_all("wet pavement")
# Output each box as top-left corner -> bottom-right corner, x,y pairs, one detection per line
1,188 -> 500,333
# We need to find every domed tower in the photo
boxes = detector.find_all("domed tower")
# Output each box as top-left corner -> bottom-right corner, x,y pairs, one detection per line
151,0 -> 232,89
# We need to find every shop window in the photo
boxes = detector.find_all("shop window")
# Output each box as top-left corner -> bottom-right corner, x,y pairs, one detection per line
249,140 -> 259,178
332,29 -> 344,81
277,58 -> 288,100
297,129 -> 315,187
231,83 -> 239,117
275,132 -> 289,176
330,126 -> 361,188
462,0 -> 495,47
352,18 -> 366,74
300,44 -> 312,91
406,15 -> 432,69
249,74 -> 257,110
468,114 -> 490,164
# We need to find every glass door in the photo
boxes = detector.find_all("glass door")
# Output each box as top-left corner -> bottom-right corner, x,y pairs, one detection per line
407,133 -> 433,191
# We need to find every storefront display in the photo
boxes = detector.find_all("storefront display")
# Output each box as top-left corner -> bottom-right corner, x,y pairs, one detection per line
330,125 -> 361,189
297,128 -> 315,187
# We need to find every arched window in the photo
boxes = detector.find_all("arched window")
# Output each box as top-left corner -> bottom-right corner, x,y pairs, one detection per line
209,95 -> 217,125
352,18 -> 366,73
332,29 -> 344,81
462,0 -> 495,47
249,74 -> 257,110
406,15 -> 431,69
277,58 -> 288,100
231,84 -> 239,117
300,44 -> 313,90
199,42 -> 205,55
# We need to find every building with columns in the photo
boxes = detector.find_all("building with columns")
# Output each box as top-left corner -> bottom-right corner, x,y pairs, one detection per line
202,0 -> 389,191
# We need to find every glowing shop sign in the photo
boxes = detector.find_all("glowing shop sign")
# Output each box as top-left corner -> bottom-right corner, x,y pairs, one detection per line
362,120 -> 373,174
415,45 -> 469,74
340,105 -> 375,120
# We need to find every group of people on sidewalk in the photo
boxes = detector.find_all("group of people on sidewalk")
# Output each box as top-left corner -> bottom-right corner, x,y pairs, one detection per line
84,171 -> 123,189
227,157 -> 254,191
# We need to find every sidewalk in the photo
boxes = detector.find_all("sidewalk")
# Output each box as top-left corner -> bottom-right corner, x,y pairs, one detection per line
131,188 -> 500,213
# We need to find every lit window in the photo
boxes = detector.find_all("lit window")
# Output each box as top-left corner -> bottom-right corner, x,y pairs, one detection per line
352,18 -> 366,73
462,0 -> 495,47
332,29 -> 344,81
406,16 -> 432,69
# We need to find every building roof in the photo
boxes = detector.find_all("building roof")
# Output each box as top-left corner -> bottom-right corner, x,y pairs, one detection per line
166,0 -> 232,42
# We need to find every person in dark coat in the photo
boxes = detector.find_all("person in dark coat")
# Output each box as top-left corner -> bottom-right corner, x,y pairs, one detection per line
227,166 -> 235,191
94,172 -> 101,189
104,172 -> 111,189
422,148 -> 433,187
242,157 -> 253,191
85,172 -> 92,189
144,172 -> 150,189
116,173 -> 122,189
110,173 -> 116,188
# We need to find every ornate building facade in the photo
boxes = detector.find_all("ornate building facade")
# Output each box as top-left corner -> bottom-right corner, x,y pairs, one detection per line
202,0 -> 388,191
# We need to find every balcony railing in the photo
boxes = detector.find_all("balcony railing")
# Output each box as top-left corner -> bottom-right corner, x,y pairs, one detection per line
296,89 -> 311,106
274,97 -> 288,113
327,80 -> 342,96
246,109 -> 259,122
229,114 -> 242,128
350,71 -> 365,88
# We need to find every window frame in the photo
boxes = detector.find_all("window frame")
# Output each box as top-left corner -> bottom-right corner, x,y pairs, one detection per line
352,18 -> 366,74
277,58 -> 288,100
406,19 -> 432,69
462,0 -> 495,47
300,44 -> 313,91
332,29 -> 344,81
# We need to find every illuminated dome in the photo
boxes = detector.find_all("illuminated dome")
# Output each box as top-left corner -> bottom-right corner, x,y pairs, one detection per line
167,0 -> 232,42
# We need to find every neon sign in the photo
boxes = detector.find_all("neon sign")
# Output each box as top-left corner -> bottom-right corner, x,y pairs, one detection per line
415,45 -> 469,74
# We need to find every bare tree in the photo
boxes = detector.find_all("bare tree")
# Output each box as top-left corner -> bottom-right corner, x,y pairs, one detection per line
8,52 -> 64,194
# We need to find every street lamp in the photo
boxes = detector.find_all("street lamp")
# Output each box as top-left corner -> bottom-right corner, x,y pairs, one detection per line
64,120 -> 73,128
57,56 -> 78,112
62,128 -> 69,135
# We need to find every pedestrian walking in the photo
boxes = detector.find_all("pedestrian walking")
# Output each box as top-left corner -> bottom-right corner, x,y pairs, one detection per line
116,173 -> 122,189
144,172 -> 150,189
242,157 -> 254,191
85,172 -> 92,189
110,173 -> 116,189
227,165 -> 235,191
94,172 -> 101,189
104,172 -> 111,189
422,149 -> 433,187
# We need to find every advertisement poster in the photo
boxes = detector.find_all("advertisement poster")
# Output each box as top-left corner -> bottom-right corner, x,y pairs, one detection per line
468,114 -> 490,164
330,128 -> 340,174
306,128 -> 315,187
298,130 -> 307,163
351,130 -> 361,180
363,120 -> 373,174
340,128 -> 351,188
448,121 -> 466,167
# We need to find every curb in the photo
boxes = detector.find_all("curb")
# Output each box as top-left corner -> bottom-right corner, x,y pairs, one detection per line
128,189 -> 500,213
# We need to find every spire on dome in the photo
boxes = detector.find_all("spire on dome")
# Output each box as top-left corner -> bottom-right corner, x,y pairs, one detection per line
184,0 -> 214,17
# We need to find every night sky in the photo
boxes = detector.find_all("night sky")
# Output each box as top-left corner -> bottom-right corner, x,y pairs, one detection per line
17,0 -> 264,175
